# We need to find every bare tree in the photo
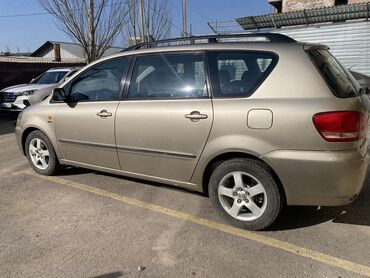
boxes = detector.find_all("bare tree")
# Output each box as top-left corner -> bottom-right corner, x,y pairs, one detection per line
39,0 -> 130,62
124,0 -> 172,45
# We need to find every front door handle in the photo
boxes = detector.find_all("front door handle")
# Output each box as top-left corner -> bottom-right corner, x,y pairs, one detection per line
96,110 -> 112,119
185,111 -> 208,122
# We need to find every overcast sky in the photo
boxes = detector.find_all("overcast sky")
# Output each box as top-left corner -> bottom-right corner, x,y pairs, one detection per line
0,0 -> 270,53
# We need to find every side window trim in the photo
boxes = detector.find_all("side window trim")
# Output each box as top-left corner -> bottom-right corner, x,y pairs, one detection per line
122,51 -> 210,101
64,56 -> 132,103
206,50 -> 279,99
121,54 -> 137,100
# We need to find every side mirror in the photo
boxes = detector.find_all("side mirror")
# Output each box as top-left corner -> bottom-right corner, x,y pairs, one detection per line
69,92 -> 89,102
52,88 -> 66,102
30,78 -> 35,84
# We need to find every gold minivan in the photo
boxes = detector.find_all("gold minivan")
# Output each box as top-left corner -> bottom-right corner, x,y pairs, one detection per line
15,34 -> 370,230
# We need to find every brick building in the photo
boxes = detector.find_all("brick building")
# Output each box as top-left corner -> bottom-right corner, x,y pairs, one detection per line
269,0 -> 370,13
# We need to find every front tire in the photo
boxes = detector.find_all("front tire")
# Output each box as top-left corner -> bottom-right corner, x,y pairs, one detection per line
25,130 -> 60,176
209,158 -> 282,230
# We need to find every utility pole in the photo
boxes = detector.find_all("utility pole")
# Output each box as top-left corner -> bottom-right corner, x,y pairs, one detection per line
146,0 -> 150,42
139,0 -> 145,43
132,0 -> 137,44
182,0 -> 187,37
88,0 -> 96,61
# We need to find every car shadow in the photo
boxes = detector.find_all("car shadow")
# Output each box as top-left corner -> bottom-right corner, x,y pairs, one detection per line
57,166 -> 370,230
56,166 -> 207,197
268,173 -> 370,231
0,111 -> 18,135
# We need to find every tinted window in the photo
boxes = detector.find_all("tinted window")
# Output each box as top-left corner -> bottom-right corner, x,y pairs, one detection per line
128,53 -> 207,99
69,58 -> 128,102
210,51 -> 277,98
309,49 -> 361,98
33,71 -> 68,84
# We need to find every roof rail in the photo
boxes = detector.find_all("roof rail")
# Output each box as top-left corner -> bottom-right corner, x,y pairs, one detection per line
122,33 -> 296,52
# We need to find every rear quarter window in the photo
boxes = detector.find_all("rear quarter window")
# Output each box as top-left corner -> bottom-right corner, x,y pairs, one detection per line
208,51 -> 278,98
308,49 -> 362,98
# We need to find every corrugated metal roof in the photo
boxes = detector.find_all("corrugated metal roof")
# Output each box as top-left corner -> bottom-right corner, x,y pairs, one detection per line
31,41 -> 124,59
0,56 -> 84,64
236,3 -> 370,30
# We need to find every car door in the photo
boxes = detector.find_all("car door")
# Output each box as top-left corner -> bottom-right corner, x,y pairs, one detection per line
54,57 -> 130,169
115,52 -> 213,182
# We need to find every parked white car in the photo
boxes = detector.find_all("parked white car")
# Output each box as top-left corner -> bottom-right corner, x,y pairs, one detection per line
0,67 -> 80,111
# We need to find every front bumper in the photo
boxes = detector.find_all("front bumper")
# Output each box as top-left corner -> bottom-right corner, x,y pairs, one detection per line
0,98 -> 28,111
261,146 -> 369,206
15,125 -> 23,154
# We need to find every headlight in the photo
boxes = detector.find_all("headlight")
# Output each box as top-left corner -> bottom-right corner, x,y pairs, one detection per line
16,111 -> 23,126
18,90 -> 37,96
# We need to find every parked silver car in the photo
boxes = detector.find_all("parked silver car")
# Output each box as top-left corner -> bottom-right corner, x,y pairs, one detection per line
350,70 -> 370,90
15,34 -> 370,230
0,67 -> 80,111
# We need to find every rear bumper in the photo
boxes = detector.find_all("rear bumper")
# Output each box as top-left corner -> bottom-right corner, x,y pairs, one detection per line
261,147 -> 369,206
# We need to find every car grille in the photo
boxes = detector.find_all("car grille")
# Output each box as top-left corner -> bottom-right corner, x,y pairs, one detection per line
0,92 -> 16,103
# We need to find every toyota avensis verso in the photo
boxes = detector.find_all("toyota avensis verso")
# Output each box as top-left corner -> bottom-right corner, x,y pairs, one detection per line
15,34 -> 370,230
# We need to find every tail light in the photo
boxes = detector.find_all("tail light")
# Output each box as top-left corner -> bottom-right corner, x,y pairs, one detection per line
313,111 -> 368,142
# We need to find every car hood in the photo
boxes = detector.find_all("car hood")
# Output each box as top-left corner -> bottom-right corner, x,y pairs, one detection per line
1,83 -> 56,93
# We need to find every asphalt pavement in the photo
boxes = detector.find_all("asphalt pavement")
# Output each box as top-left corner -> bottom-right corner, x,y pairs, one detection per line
0,112 -> 370,278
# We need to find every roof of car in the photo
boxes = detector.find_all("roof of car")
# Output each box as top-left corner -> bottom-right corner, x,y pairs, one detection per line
46,66 -> 82,72
77,33 -> 327,71
115,33 -> 320,57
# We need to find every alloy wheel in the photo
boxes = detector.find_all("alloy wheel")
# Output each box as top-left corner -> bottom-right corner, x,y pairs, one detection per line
218,171 -> 267,221
28,138 -> 50,170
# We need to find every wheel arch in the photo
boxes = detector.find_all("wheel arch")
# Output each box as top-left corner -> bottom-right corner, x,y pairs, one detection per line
201,151 -> 286,204
21,127 -> 39,155
21,126 -> 59,159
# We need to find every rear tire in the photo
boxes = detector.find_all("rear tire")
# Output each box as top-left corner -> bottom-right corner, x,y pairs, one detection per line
209,158 -> 282,230
25,130 -> 60,176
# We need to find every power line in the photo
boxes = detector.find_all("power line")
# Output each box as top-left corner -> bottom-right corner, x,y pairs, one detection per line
166,0 -> 204,35
187,0 -> 213,22
0,0 -> 131,19
0,11 -> 49,18
146,0 -> 183,33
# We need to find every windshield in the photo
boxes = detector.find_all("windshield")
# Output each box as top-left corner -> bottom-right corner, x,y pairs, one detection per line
31,71 -> 68,85
308,49 -> 362,98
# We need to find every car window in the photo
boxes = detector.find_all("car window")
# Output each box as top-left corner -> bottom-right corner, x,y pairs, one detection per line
33,71 -> 68,84
210,51 -> 277,98
69,58 -> 129,102
308,49 -> 362,98
128,53 -> 207,99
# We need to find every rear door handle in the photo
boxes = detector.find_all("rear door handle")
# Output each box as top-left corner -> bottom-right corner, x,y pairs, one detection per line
96,110 -> 112,118
185,111 -> 208,122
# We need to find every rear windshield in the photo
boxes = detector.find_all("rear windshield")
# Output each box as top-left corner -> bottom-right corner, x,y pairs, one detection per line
308,49 -> 362,98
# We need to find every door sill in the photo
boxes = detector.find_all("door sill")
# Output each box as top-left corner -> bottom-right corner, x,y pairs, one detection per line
60,159 -> 202,192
